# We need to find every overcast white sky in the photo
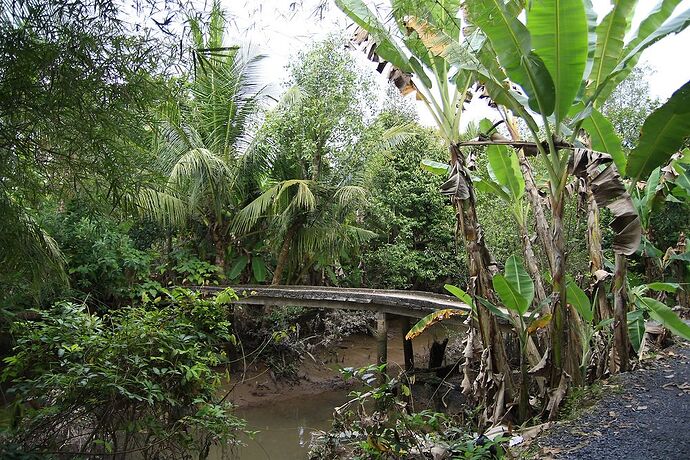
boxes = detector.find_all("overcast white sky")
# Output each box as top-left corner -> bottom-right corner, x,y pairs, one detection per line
220,0 -> 690,117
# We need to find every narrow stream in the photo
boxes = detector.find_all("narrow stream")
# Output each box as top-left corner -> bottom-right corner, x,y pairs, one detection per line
220,389 -> 350,460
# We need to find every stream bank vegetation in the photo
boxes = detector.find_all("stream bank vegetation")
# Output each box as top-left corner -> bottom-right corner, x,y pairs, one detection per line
2,0 -> 690,458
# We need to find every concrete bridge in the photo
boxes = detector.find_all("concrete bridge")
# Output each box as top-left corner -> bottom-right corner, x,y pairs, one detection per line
199,285 -> 473,372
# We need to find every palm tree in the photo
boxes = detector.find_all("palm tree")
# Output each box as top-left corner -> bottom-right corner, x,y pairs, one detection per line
233,40 -> 407,285
151,1 -> 265,269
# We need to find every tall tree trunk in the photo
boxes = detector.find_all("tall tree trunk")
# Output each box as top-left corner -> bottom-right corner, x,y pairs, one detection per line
211,223 -> 226,271
450,144 -> 514,419
612,253 -> 630,372
271,221 -> 301,285
586,189 -> 613,321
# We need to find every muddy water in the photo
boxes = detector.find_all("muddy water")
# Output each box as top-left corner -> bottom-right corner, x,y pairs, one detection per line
225,389 -> 350,460
216,318 -> 462,459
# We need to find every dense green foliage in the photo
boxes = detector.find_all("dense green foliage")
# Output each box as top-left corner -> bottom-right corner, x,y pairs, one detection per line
1,289 -> 243,458
362,122 -> 465,290
0,0 -> 170,293
2,0 -> 690,457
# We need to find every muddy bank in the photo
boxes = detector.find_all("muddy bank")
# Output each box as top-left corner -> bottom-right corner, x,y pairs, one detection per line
227,317 -> 464,408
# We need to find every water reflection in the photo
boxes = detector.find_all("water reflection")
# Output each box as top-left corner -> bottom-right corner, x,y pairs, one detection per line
214,389 -> 349,460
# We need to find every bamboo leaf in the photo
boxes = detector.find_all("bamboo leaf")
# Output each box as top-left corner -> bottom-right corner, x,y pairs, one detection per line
527,0 -> 589,124
638,296 -> 690,341
405,309 -> 468,340
628,80 -> 690,180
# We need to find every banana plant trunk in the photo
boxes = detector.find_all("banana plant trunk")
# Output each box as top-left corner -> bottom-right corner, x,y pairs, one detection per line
612,253 -> 630,372
548,192 -> 583,403
449,144 -> 514,406
518,222 -> 547,304
507,116 -> 555,274
586,190 -> 613,321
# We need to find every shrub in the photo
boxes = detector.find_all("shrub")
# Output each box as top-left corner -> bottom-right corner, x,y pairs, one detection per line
1,292 -> 244,459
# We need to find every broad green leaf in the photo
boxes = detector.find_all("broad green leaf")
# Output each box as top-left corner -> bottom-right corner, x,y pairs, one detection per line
227,255 -> 248,280
671,251 -> 690,263
477,296 -> 510,320
638,296 -> 690,341
493,274 -> 529,315
251,257 -> 267,282
673,162 -> 690,194
473,177 -> 511,202
627,1 -> 685,52
599,9 -> 690,104
627,309 -> 645,353
334,0 -> 413,73
444,284 -> 473,306
628,80 -> 690,180
646,282 -> 680,293
421,159 -> 450,175
589,0 -> 636,94
527,0 -> 589,124
580,0 -> 598,86
403,16 -> 481,76
581,108 -> 626,175
487,145 -> 524,199
405,309 -> 468,340
504,255 -> 534,310
467,0 -> 555,116
566,280 -> 593,323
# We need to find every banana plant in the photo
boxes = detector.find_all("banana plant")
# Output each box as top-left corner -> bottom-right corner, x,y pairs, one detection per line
335,0 -> 516,414
456,0 -> 690,392
565,280 -> 614,384
480,255 -> 550,422
628,282 -> 690,354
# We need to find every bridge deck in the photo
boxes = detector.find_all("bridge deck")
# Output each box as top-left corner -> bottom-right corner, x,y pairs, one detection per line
200,285 -> 472,319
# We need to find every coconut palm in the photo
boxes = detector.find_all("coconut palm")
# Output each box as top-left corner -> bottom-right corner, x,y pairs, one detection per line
233,39 -> 409,285
151,1 -> 265,269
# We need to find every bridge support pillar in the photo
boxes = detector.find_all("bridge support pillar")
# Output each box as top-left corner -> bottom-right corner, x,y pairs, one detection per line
401,316 -> 414,372
375,311 -> 388,384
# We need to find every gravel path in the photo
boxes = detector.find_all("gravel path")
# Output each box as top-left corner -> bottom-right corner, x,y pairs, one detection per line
534,343 -> 690,459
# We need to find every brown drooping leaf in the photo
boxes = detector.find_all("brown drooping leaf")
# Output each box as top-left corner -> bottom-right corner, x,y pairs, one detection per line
570,148 -> 641,255
440,163 -> 471,199
527,313 -> 552,334
405,308 -> 469,340
348,27 -> 418,98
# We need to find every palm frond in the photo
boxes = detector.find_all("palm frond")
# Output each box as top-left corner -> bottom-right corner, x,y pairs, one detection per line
334,185 -> 368,208
131,188 -> 190,228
